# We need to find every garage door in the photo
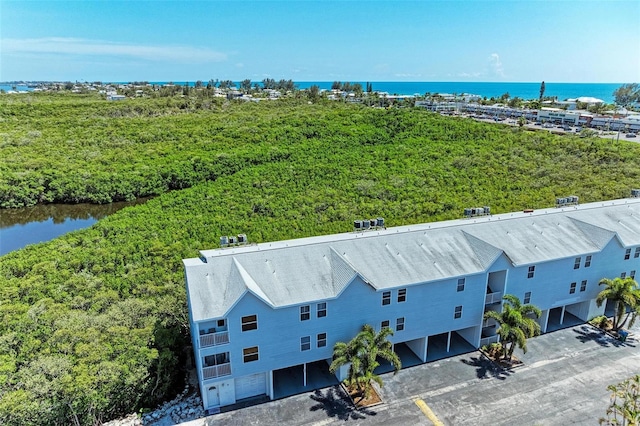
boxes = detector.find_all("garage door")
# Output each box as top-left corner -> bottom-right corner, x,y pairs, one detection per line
235,373 -> 266,401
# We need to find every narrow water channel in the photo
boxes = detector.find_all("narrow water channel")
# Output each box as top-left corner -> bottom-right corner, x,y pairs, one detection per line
0,198 -> 150,256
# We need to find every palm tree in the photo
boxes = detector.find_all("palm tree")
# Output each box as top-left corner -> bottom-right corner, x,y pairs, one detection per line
484,294 -> 541,361
596,277 -> 640,332
329,324 -> 401,399
328,336 -> 365,394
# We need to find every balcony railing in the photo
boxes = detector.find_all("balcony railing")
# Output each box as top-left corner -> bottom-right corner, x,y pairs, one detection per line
485,291 -> 503,305
480,335 -> 500,347
482,317 -> 497,328
200,331 -> 229,348
202,362 -> 231,379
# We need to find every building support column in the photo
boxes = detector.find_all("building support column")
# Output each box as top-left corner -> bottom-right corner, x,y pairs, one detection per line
447,331 -> 452,352
268,370 -> 274,400
560,306 -> 566,325
303,363 -> 307,387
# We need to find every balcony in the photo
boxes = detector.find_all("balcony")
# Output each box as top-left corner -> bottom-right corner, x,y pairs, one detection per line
485,291 -> 503,305
202,362 -> 231,379
480,335 -> 499,347
482,317 -> 497,328
200,331 -> 229,348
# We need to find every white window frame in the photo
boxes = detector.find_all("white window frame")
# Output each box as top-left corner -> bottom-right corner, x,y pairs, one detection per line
573,257 -> 581,270
381,320 -> 390,330
241,315 -> 258,332
569,282 -> 577,294
457,278 -> 465,292
317,333 -> 327,348
454,305 -> 463,319
580,280 -> 587,292
585,255 -> 592,267
527,265 -> 535,279
396,317 -> 405,331
243,346 -> 259,363
625,248 -> 631,260
301,336 -> 311,351
317,302 -> 327,318
397,288 -> 407,303
382,291 -> 391,306
300,305 -> 310,321
523,291 -> 531,304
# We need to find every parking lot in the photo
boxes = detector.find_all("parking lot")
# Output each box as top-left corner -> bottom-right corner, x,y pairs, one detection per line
194,321 -> 640,426
457,112 -> 639,142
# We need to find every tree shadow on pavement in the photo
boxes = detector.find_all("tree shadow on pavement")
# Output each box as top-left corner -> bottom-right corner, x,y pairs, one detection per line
309,387 -> 377,421
460,355 -> 512,380
573,325 -> 636,348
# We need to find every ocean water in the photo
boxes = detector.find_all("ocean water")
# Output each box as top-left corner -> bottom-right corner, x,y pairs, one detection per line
296,82 -> 621,104
1,81 -> 621,103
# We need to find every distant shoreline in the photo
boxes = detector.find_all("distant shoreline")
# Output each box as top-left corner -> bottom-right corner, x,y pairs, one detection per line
0,81 -> 621,103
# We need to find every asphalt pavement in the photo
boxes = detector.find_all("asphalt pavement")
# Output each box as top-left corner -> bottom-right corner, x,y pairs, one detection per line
184,320 -> 639,426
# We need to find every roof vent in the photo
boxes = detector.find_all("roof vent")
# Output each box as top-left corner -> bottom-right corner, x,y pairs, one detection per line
353,217 -> 385,231
220,234 -> 248,247
555,196 -> 579,207
463,206 -> 490,218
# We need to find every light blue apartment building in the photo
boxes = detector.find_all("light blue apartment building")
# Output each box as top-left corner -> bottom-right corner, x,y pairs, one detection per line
183,197 -> 640,411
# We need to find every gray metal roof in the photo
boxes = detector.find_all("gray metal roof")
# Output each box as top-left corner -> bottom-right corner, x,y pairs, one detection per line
184,198 -> 640,322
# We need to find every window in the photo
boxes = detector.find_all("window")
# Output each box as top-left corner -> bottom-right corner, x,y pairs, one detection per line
241,315 -> 257,332
574,257 -> 581,270
585,255 -> 592,268
580,280 -> 587,292
396,317 -> 405,331
621,272 -> 627,279
317,302 -> 327,318
243,347 -> 259,363
457,278 -> 465,292
523,292 -> 531,304
217,319 -> 226,328
301,336 -> 311,351
625,249 -> 631,260
454,305 -> 463,319
382,291 -> 391,306
632,271 -> 636,280
527,266 -> 535,279
635,248 -> 640,258
317,333 -> 327,348
381,320 -> 390,329
300,305 -> 310,321
398,288 -> 407,303
569,282 -> 577,294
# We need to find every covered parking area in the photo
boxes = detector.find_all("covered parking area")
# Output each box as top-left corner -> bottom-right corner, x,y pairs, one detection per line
541,300 -> 592,333
272,360 -> 338,400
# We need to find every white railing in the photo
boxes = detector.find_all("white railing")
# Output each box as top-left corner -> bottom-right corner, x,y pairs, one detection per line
485,291 -> 503,305
480,335 -> 500,347
483,317 -> 497,328
200,331 -> 229,348
202,363 -> 231,379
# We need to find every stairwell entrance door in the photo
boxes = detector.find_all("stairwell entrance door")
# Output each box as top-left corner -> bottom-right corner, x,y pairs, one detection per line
207,385 -> 220,407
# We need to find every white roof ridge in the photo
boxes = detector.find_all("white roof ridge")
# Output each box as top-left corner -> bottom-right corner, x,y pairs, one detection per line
231,257 -> 273,306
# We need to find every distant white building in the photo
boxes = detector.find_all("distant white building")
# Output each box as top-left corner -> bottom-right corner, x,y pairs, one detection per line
184,196 -> 640,412
537,107 -> 580,124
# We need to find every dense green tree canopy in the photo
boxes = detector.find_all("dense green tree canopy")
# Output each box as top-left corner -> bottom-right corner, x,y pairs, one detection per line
2,93 -> 640,424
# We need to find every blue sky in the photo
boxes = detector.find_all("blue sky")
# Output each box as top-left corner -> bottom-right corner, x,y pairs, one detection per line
1,1 -> 639,83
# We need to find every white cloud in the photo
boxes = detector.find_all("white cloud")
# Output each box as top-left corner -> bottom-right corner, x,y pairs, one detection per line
394,73 -> 422,78
457,72 -> 482,78
2,37 -> 227,63
489,53 -> 505,78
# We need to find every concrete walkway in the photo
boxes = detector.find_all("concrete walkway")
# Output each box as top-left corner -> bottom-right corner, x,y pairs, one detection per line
191,321 -> 639,425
